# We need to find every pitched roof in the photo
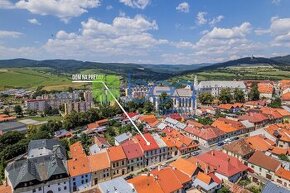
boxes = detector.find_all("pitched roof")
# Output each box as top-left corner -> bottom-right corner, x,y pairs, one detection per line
238,113 -> 268,123
151,168 -> 183,193
170,158 -> 198,177
258,83 -> 274,94
245,135 -> 275,151
196,150 -> 248,177
271,147 -> 288,155
121,142 -> 144,160
0,185 -> 12,193
70,141 -> 86,159
184,125 -> 225,140
265,124 -> 290,143
68,156 -> 91,177
107,146 -> 126,162
88,152 -> 110,172
134,133 -> 159,151
196,172 -> 212,185
128,175 -> 164,193
223,139 -> 255,157
248,151 -> 280,172
282,92 -> 290,101
162,128 -> 197,150
275,167 -> 290,181
99,177 -> 135,193
262,182 -> 290,193
212,117 -> 246,133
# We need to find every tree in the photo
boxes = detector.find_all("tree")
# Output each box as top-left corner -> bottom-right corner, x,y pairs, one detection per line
248,83 -> 260,101
3,108 -> 9,116
233,88 -> 245,102
158,92 -> 173,114
219,88 -> 233,104
14,105 -> 23,116
143,100 -> 154,113
199,93 -> 214,104
197,117 -> 213,125
268,97 -> 282,108
217,186 -> 230,193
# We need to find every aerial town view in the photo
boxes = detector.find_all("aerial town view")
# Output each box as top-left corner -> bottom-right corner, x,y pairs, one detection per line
0,0 -> 290,193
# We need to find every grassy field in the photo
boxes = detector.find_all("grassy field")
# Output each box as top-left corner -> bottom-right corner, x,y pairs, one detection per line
171,66 -> 290,82
19,115 -> 63,122
0,68 -> 88,91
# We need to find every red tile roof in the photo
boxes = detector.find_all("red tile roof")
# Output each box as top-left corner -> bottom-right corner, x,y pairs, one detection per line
88,152 -> 110,172
238,112 -> 268,123
128,175 -> 164,193
248,151 -> 280,172
184,125 -> 225,140
68,156 -> 91,177
282,92 -> 290,101
265,123 -> 290,143
0,114 -> 16,122
275,167 -> 290,181
258,83 -> 274,94
70,141 -> 86,159
151,168 -> 183,193
134,133 -> 159,152
121,142 -> 144,160
196,150 -> 248,177
245,135 -> 275,151
170,158 -> 198,177
0,185 -> 12,193
107,146 -> 127,162
212,117 -> 246,133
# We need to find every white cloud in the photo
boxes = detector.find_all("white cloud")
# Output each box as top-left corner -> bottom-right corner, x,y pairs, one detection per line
209,15 -> 224,26
28,18 -> 41,25
119,0 -> 150,9
176,2 -> 189,13
15,0 -> 101,22
0,30 -> 22,38
0,0 -> 14,9
196,12 -> 207,25
196,12 -> 224,26
43,15 -> 167,61
270,17 -> 290,35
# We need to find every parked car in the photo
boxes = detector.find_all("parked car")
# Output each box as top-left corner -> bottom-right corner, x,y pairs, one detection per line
191,151 -> 200,156
217,142 -> 224,146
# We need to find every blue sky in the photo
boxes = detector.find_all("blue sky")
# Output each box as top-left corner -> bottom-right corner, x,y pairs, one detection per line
0,0 -> 290,64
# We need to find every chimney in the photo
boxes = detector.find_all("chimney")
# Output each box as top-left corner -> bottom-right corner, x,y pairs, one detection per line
211,151 -> 215,156
158,165 -> 161,171
154,175 -> 158,181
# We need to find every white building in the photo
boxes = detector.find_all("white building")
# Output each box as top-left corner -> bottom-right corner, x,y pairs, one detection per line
198,81 -> 246,97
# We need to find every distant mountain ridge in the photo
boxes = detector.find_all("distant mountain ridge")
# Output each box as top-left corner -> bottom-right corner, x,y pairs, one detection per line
0,55 -> 289,80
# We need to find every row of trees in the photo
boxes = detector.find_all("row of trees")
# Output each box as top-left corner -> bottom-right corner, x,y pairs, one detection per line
199,85 -> 261,105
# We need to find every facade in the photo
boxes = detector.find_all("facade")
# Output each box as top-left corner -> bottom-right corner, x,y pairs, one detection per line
248,151 -> 281,181
121,142 -> 144,172
88,152 -> 111,185
25,99 -> 47,111
222,139 -> 255,161
68,142 -> 92,192
152,133 -> 169,162
134,133 -> 160,166
106,146 -> 127,178
5,139 -> 69,193
198,81 -> 246,97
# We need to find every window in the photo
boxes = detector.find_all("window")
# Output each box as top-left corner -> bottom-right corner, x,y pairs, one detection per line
81,180 -> 84,184
38,187 -> 42,191
33,189 -> 36,193
64,186 -> 67,190
58,187 -> 61,191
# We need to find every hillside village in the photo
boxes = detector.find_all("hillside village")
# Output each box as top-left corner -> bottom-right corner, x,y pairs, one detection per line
0,79 -> 290,193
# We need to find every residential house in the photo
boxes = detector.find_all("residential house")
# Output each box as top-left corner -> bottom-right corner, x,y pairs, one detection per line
192,172 -> 222,193
218,103 -> 243,113
162,128 -> 198,156
258,82 -> 274,99
133,133 -> 160,166
88,152 -> 111,185
121,141 -> 144,172
223,139 -> 255,162
265,124 -> 290,148
0,114 -> 16,122
114,132 -> 132,145
5,139 -> 69,193
85,119 -> 109,134
245,135 -> 275,152
212,117 -> 247,138
184,125 -> 225,147
193,150 -> 248,182
152,133 -> 169,162
68,142 -> 92,191
128,175 -> 164,193
248,151 -> 281,181
275,166 -> 290,188
107,146 -> 127,177
262,181 -> 290,193
170,158 -> 201,179
238,112 -> 269,128
260,107 -> 284,124
138,114 -> 159,129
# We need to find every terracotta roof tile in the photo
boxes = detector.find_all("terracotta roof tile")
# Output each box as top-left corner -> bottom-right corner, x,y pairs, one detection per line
170,158 -> 198,177
133,133 -> 159,152
0,185 -> 12,193
245,135 -> 275,151
70,141 -> 86,159
128,175 -> 164,193
282,92 -> 290,101
88,152 -> 110,172
223,139 -> 255,157
68,156 -> 91,177
248,151 -> 281,172
196,172 -> 212,185
184,125 -> 225,140
275,167 -> 290,181
121,142 -> 144,160
107,146 -> 126,162
258,83 -> 274,94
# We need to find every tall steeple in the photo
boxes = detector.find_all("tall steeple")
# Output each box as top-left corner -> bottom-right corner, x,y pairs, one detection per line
194,75 -> 198,90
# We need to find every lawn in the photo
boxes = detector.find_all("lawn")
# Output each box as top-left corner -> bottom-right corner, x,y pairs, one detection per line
0,68 -> 87,91
21,115 -> 63,122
